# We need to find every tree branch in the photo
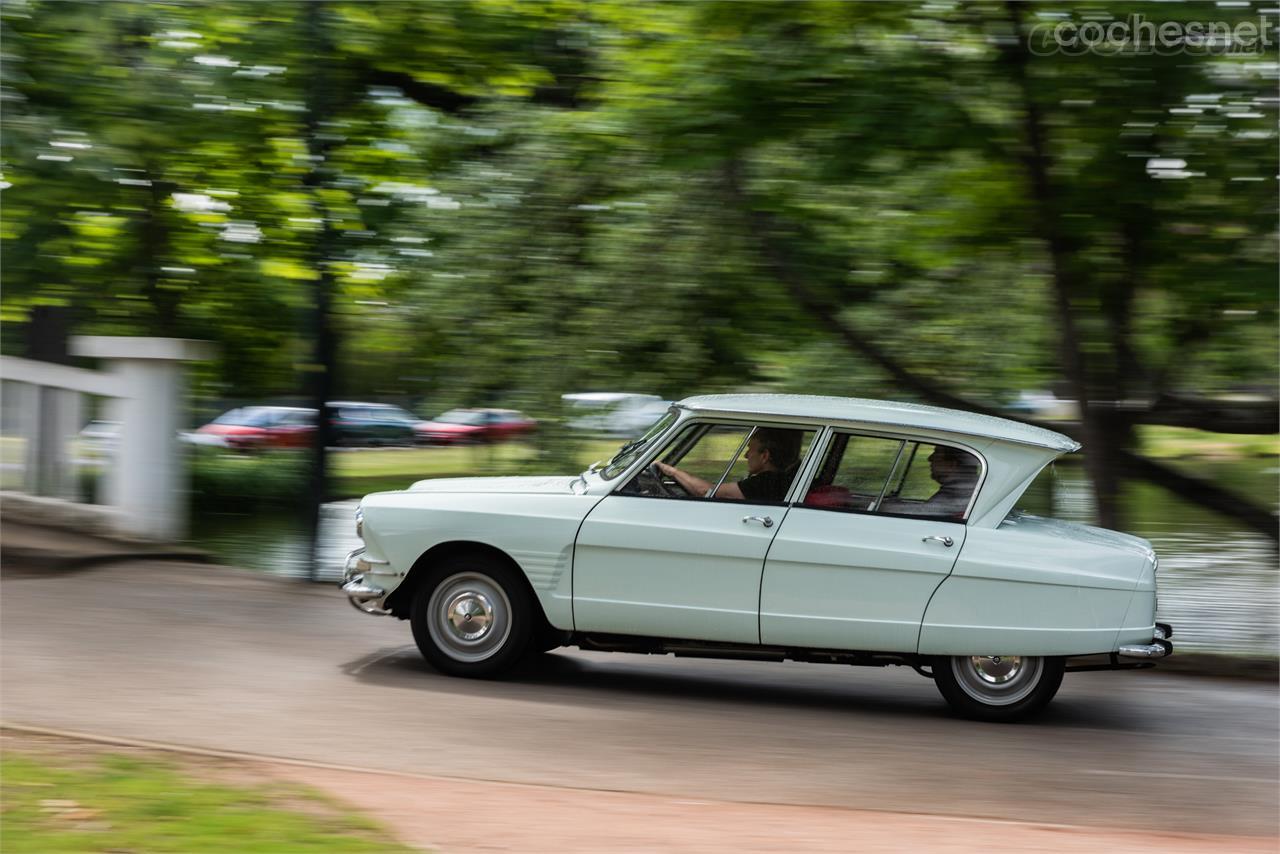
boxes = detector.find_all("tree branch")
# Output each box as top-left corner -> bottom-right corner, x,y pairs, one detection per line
723,155 -> 1278,538
361,69 -> 479,114
1138,394 -> 1280,434
720,159 -> 1011,420
1118,450 -> 1278,543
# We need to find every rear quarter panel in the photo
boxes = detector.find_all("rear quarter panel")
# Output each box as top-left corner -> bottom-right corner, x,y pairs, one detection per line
918,518 -> 1156,656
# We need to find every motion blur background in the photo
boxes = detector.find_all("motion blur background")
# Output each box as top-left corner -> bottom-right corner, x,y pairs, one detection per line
1,2 -> 1275,653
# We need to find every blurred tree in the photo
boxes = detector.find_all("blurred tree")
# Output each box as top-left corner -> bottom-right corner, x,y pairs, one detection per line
567,0 -> 1276,534
2,0 -> 1274,534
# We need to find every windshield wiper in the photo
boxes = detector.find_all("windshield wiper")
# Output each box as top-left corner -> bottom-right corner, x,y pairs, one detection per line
613,438 -> 644,458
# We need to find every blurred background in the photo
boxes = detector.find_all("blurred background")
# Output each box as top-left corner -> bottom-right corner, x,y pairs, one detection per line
1,1 -> 1275,654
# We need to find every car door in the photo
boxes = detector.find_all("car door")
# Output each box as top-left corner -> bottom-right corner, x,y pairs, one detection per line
759,431 -> 981,653
574,422 -> 816,644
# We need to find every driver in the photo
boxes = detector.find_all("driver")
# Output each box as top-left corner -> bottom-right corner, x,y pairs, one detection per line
656,428 -> 802,503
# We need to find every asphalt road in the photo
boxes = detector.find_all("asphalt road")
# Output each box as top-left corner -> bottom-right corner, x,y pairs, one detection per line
2,560 -> 1276,837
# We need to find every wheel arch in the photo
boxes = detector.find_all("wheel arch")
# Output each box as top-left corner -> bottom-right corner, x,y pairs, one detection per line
385,540 -> 551,631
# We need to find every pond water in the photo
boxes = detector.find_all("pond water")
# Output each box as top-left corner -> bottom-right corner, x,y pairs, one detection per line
189,460 -> 1278,657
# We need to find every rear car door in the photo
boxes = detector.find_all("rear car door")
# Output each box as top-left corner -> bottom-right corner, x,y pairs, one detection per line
760,431 -> 980,653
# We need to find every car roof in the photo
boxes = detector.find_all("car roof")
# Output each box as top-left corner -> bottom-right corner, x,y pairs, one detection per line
562,392 -> 661,403
676,394 -> 1080,452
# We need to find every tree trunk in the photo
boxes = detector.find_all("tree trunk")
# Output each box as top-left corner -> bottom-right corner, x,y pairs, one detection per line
303,0 -> 339,582
1002,1 -> 1122,530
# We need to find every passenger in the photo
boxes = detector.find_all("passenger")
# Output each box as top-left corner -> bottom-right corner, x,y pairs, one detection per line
656,428 -> 802,502
883,445 -> 979,518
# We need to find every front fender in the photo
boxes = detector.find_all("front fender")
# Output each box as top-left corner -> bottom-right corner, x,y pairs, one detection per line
359,490 -> 605,628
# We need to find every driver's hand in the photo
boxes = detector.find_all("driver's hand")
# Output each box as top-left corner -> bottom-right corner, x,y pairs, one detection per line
654,462 -> 676,476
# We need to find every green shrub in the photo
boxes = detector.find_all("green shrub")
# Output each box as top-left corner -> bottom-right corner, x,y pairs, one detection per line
190,447 -> 312,510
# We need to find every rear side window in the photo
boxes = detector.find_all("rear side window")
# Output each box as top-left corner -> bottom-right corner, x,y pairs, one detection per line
803,433 -> 980,521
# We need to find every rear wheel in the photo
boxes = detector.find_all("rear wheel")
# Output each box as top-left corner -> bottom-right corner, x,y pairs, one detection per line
410,555 -> 533,677
932,655 -> 1065,722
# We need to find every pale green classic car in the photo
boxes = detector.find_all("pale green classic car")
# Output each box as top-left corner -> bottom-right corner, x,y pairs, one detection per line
342,394 -> 1172,722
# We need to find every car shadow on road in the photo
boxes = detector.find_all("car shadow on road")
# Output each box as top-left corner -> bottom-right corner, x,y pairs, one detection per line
339,645 -> 1148,730
342,645 -> 992,723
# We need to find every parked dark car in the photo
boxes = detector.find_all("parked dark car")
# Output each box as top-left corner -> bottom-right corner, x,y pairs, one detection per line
192,406 -> 316,451
415,408 -> 537,445
329,402 -> 425,447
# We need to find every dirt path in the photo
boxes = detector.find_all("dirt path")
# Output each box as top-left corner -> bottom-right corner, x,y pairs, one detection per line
272,762 -> 1278,854
5,726 -> 1271,854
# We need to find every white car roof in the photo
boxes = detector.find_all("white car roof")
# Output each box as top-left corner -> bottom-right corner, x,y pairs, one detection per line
562,392 -> 662,404
676,393 -> 1080,452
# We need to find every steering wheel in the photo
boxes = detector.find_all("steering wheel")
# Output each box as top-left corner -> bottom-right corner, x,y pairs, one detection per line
647,462 -> 685,497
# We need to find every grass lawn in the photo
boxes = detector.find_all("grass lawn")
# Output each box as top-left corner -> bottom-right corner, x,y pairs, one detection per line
0,748 -> 412,853
1136,426 -> 1280,460
332,439 -> 622,497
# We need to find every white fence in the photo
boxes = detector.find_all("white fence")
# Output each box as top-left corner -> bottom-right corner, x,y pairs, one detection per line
0,336 -> 212,541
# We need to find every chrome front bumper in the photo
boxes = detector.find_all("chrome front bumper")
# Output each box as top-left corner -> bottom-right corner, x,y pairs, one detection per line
1118,622 -> 1173,659
341,548 -> 391,615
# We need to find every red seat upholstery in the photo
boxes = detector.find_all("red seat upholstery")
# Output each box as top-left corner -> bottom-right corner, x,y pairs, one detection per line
804,484 -> 851,508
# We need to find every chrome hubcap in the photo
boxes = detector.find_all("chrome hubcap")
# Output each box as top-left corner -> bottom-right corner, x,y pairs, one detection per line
445,592 -> 495,641
951,655 -> 1043,706
427,572 -> 512,663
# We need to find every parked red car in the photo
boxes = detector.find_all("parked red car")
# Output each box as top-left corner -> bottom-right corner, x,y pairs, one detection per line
415,408 -> 537,445
192,406 -> 316,451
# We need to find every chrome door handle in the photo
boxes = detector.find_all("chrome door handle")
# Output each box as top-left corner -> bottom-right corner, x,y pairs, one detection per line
742,515 -> 774,528
922,535 -> 954,547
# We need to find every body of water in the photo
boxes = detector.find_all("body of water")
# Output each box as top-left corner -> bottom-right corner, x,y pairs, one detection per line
190,460 -> 1278,657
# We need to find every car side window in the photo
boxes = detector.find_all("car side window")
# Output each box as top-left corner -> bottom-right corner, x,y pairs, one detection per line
803,433 -> 980,521
878,442 -> 981,520
802,433 -> 904,512
619,423 -> 813,503
657,424 -> 753,496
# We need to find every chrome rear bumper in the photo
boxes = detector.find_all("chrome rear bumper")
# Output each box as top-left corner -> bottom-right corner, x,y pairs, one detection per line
341,548 -> 391,615
1118,622 -> 1173,659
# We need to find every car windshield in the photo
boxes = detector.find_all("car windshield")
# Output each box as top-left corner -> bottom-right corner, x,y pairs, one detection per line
435,409 -> 484,426
388,407 -> 420,423
372,406 -> 418,423
213,407 -> 278,427
599,409 -> 678,480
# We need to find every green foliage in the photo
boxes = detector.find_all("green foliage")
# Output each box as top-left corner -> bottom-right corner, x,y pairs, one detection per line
2,0 -> 1275,417
190,447 -> 311,510
0,751 -> 411,853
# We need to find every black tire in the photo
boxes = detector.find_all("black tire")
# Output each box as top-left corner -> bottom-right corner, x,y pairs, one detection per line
410,554 -> 534,678
931,655 -> 1065,722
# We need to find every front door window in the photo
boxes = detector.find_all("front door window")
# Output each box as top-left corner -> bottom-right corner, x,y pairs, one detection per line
618,422 -> 814,504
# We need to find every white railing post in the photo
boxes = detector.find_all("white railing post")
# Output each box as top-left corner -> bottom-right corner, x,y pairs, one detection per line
69,337 -> 214,541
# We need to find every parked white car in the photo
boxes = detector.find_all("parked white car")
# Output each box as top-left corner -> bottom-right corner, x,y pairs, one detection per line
562,392 -> 668,436
342,394 -> 1171,722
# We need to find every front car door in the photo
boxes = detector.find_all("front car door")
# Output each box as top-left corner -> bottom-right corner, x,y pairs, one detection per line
760,431 -> 983,653
574,420 -> 817,644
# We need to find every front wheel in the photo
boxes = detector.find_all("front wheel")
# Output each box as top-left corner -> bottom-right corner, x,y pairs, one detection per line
410,556 -> 534,677
931,655 -> 1065,722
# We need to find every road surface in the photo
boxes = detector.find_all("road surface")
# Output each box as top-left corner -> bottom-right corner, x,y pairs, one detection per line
2,559 -> 1276,839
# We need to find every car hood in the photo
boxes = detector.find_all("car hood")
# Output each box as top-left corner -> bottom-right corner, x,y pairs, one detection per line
407,475 -> 577,494
1000,512 -> 1154,557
